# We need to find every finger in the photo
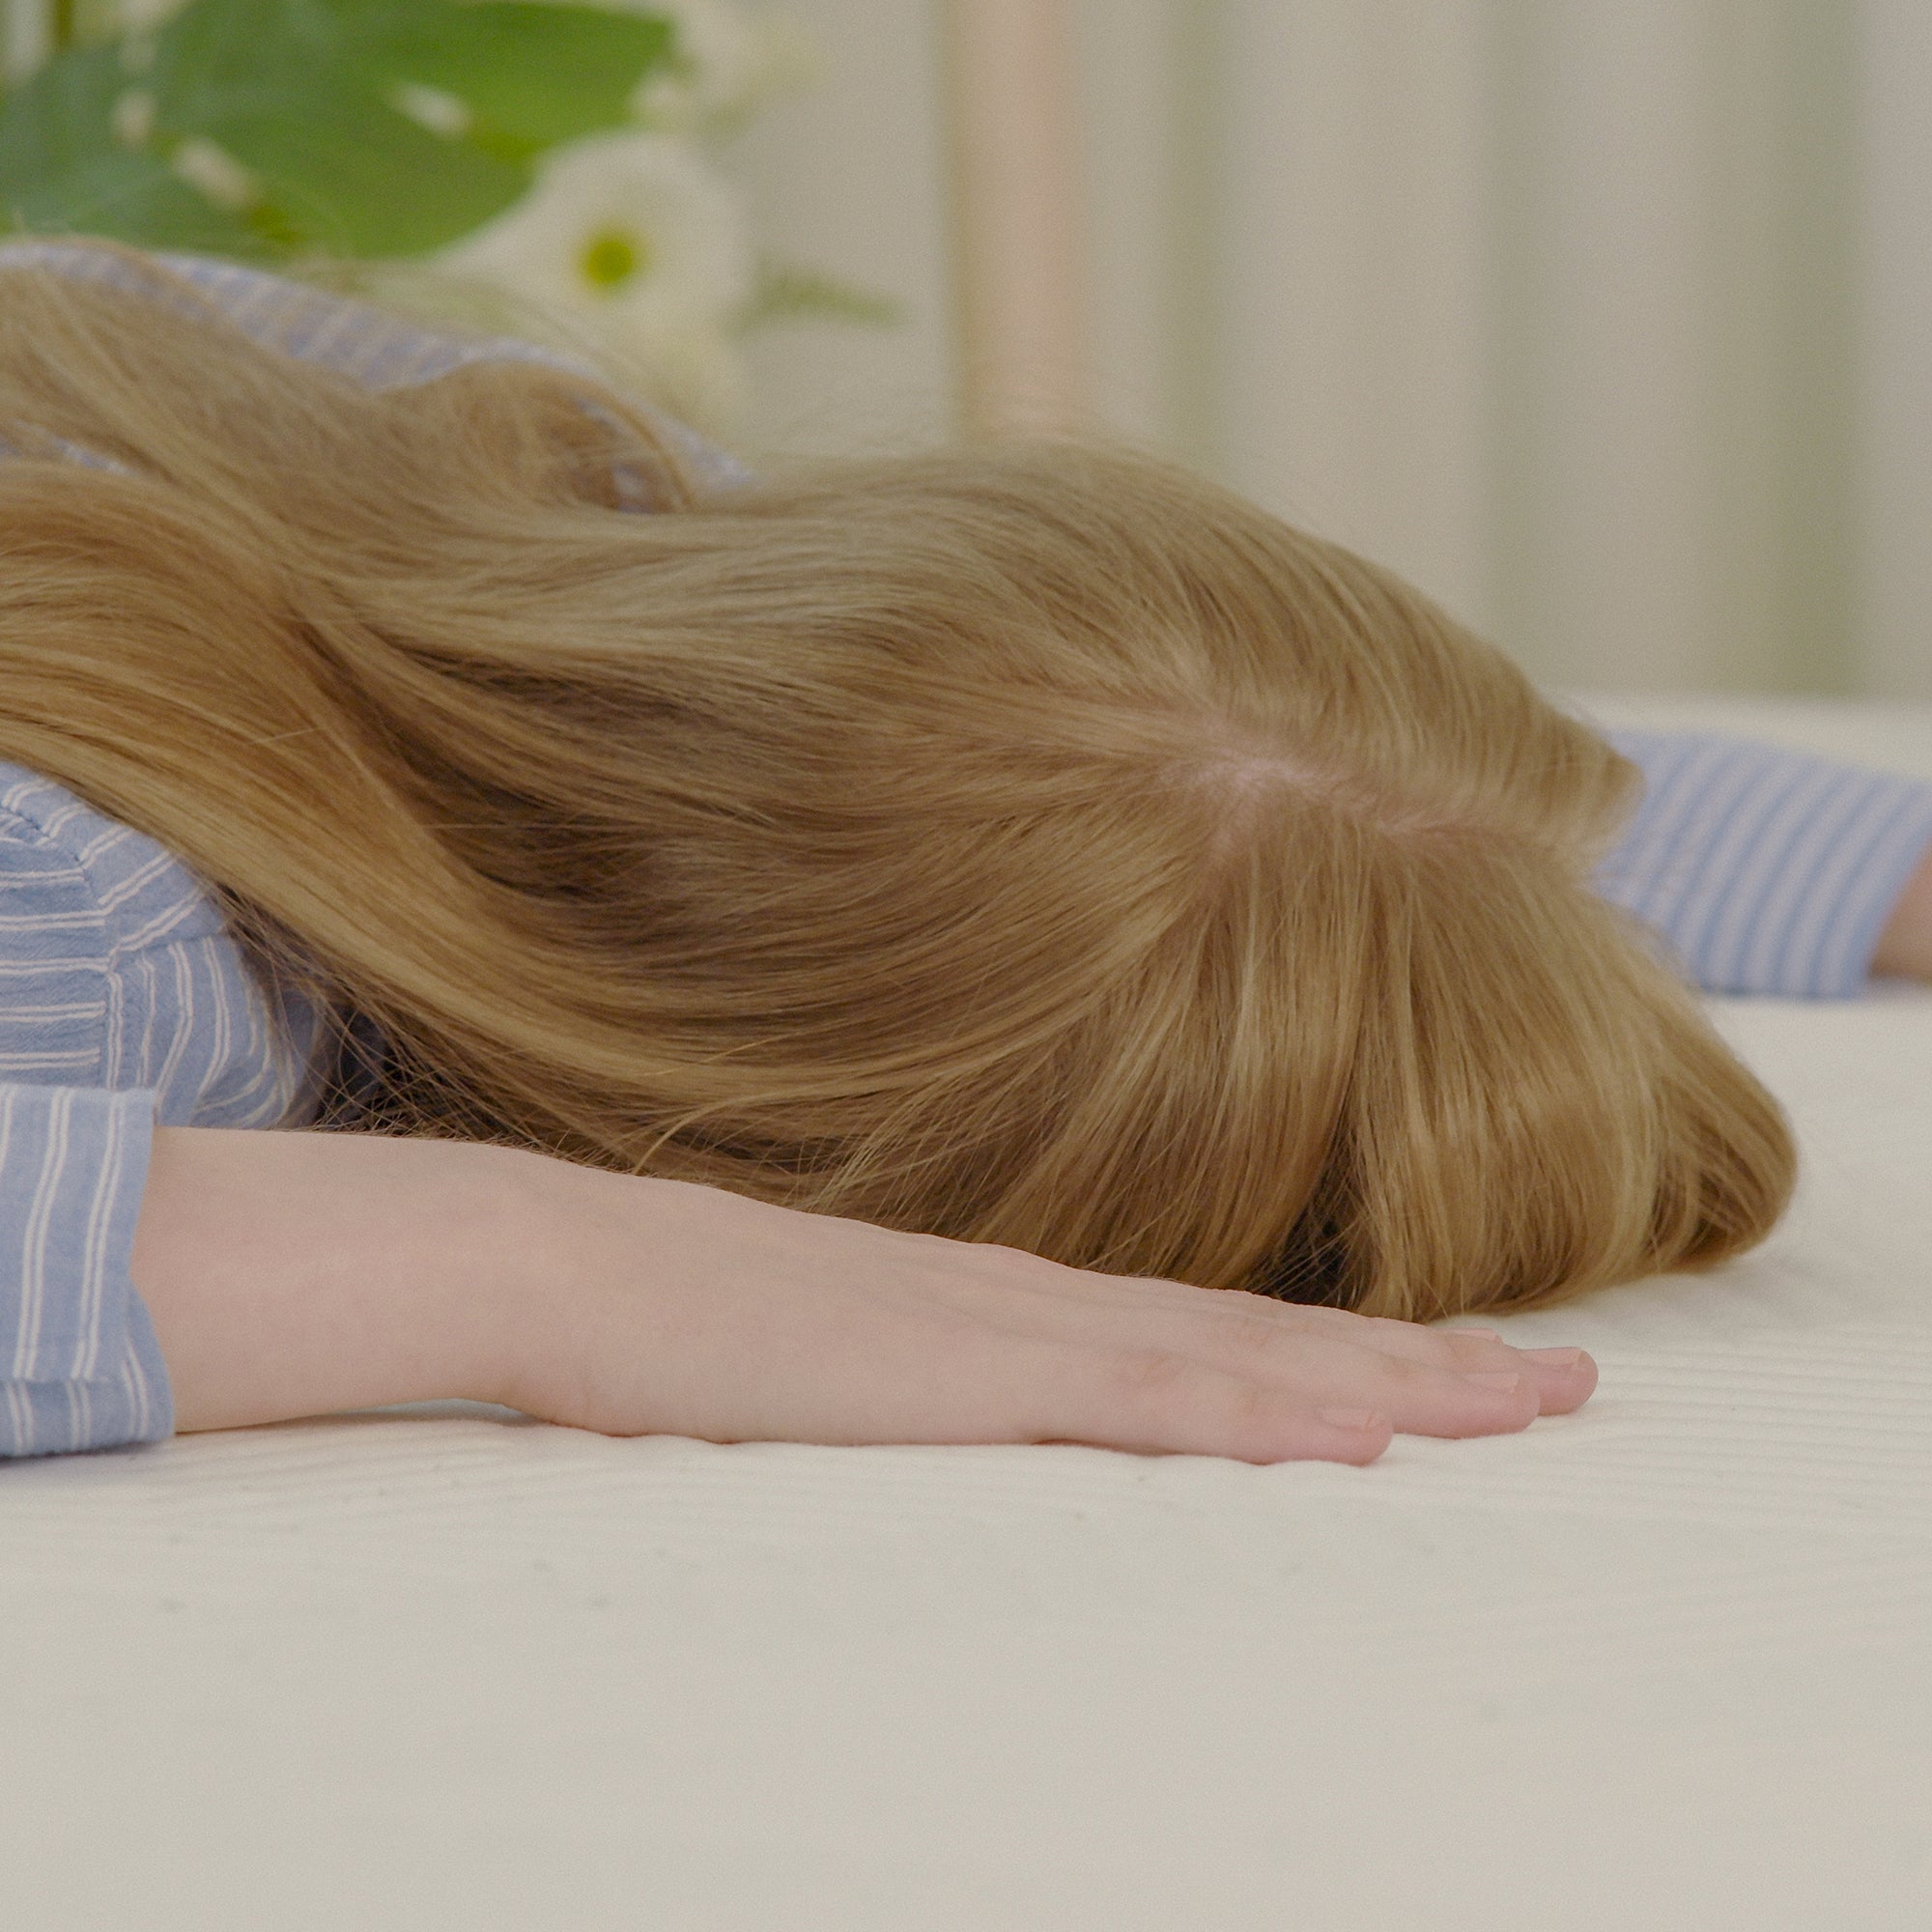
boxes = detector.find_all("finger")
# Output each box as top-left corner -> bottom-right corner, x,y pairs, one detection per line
928,1241 -> 1595,1420
1180,1297 -> 1595,1412
1097,1321 -> 1546,1445
1294,1315 -> 1596,1414
1190,1294 -> 1594,1401
1435,1329 -> 1598,1413
998,1261 -> 1598,1415
1037,1346 -> 1395,1466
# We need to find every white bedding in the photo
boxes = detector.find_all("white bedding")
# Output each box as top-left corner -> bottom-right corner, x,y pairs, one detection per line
2,697 -> 1929,1931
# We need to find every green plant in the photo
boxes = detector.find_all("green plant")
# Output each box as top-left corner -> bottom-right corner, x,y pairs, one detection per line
0,0 -> 895,428
0,0 -> 677,258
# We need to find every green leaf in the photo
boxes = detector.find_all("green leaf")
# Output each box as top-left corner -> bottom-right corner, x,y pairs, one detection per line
0,40 -> 268,253
2,0 -> 679,261
143,0 -> 535,255
377,4 -> 676,156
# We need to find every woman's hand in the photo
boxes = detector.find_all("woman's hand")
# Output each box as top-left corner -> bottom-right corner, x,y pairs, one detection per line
134,1126 -> 1596,1465
1873,839 -> 1932,980
501,1161 -> 1599,1467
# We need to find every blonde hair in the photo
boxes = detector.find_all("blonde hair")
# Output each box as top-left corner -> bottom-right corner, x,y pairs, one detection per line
0,243 -> 1794,1321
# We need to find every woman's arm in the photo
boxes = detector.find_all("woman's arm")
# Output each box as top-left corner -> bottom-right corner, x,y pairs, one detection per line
130,1126 -> 1597,1464
1872,839 -> 1932,979
1596,728 -> 1932,996
128,1127 -> 527,1433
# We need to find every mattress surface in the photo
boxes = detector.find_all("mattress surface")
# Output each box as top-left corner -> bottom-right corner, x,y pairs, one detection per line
3,697 -> 1929,1931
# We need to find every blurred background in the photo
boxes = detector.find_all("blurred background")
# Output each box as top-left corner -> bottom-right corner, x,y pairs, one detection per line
738,0 -> 1932,701
730,0 -> 1932,711
5,1 -> 1932,700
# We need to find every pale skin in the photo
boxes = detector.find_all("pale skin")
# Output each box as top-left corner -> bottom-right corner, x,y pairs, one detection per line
127,843 -> 1932,1469
129,1127 -> 1584,1469
1870,838 -> 1932,980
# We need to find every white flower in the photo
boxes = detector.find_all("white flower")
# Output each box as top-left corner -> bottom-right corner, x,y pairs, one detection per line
440,129 -> 753,328
436,130 -> 754,428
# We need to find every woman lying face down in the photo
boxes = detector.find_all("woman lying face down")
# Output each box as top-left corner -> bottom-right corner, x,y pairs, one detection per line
0,246 -> 1802,1462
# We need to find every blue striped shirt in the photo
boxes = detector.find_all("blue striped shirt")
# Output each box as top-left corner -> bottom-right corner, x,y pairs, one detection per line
0,764 -> 330,1457
1595,728 -> 1932,999
4,241 -> 1932,1459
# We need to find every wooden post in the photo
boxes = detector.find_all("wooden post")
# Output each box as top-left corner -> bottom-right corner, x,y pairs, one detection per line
941,0 -> 1092,437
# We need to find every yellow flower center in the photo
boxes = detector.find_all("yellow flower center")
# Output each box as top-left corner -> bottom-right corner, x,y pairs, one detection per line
580,227 -> 650,293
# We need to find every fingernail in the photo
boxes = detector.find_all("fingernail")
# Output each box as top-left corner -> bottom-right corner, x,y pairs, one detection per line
1520,1348 -> 1586,1369
1318,1407 -> 1384,1430
1464,1371 -> 1523,1392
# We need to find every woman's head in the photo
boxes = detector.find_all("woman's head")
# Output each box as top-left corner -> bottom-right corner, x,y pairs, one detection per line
0,243 -> 1794,1319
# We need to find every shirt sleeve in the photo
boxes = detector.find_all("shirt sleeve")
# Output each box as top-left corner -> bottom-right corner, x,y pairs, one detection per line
0,1083 -> 173,1458
1594,728 -> 1932,997
0,238 -> 753,497
0,809 -> 175,1458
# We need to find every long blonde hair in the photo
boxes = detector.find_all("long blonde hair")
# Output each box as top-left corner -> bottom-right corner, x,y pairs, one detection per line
0,243 -> 1793,1320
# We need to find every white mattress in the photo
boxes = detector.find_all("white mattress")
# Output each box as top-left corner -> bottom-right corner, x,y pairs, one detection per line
3,696 -> 1929,1932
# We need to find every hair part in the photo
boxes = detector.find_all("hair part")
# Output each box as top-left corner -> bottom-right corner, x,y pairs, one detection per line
0,242 -> 1795,1319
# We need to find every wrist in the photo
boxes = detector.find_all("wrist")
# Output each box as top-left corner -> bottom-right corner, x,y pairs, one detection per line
475,1156 -> 686,1429
133,1126 -> 554,1432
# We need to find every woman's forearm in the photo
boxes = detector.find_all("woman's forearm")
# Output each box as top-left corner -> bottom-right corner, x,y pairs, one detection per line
1872,840 -> 1932,980
130,1122 -> 1598,1463
130,1125 -> 541,1433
